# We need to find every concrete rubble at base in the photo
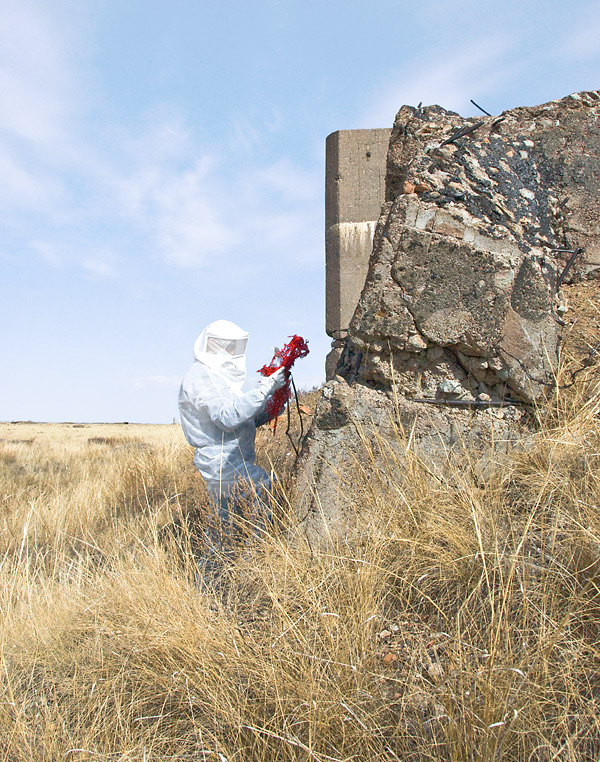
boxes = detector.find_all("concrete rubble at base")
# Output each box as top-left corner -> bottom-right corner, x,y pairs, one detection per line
297,91 -> 600,535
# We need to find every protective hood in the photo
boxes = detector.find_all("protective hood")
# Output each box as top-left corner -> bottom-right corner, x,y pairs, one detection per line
193,319 -> 249,394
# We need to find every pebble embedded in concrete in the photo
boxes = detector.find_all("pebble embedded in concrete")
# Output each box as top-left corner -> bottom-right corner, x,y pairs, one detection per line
438,380 -> 465,396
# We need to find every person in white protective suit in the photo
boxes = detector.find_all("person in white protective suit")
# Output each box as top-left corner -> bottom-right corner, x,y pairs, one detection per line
178,320 -> 286,544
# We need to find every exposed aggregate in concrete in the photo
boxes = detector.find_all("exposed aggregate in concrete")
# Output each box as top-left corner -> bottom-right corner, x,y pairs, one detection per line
295,92 -> 600,535
340,91 -> 600,404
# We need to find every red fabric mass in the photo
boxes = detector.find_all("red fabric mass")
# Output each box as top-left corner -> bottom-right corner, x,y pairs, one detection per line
258,335 -> 309,431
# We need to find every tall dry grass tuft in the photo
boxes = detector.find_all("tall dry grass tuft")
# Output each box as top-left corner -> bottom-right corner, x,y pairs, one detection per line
1,372 -> 600,760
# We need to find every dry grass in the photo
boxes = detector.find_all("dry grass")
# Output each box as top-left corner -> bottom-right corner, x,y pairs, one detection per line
1,377 -> 600,761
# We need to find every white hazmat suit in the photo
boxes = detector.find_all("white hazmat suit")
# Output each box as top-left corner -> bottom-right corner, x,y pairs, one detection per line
178,320 -> 285,505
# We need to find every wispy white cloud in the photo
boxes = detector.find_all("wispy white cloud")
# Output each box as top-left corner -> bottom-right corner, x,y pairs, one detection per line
244,158 -> 319,202
112,141 -> 321,270
0,1 -> 323,282
229,112 -> 263,154
0,1 -> 76,150
0,149 -> 59,208
0,1 -> 77,217
31,240 -> 117,278
120,156 -> 241,267
30,240 -> 63,267
360,35 -> 519,127
235,159 -> 322,265
115,153 -> 241,267
81,250 -> 117,280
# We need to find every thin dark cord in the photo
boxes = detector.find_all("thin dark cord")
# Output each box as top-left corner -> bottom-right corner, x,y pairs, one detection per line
285,374 -> 304,457
293,377 -> 304,443
412,398 -> 527,408
285,388 -> 293,450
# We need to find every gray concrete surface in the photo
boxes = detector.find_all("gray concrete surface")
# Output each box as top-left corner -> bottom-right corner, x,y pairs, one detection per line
299,91 -> 600,537
325,129 -> 390,377
340,93 -> 600,404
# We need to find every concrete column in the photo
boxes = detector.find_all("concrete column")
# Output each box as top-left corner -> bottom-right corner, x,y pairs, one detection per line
325,128 -> 390,378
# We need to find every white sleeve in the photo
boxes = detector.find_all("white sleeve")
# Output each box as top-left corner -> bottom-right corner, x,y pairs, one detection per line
184,368 -> 268,432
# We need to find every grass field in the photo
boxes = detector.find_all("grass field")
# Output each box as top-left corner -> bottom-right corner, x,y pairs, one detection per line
1,376 -> 600,761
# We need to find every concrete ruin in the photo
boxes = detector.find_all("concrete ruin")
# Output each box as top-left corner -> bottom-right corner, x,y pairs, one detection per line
300,90 -> 600,534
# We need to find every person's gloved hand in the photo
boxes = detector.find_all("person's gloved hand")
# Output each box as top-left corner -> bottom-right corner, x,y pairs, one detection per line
259,367 -> 287,397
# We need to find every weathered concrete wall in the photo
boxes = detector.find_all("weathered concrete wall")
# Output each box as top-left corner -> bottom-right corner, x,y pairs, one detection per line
340,92 -> 600,404
325,129 -> 390,378
298,90 -> 600,538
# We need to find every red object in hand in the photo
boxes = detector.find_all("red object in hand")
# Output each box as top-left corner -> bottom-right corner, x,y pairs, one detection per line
258,335 -> 309,432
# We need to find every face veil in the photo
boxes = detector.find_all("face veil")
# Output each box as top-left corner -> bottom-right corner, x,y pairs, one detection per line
193,320 -> 250,394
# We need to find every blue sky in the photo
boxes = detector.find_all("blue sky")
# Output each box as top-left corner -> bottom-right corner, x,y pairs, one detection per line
1,0 -> 599,422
